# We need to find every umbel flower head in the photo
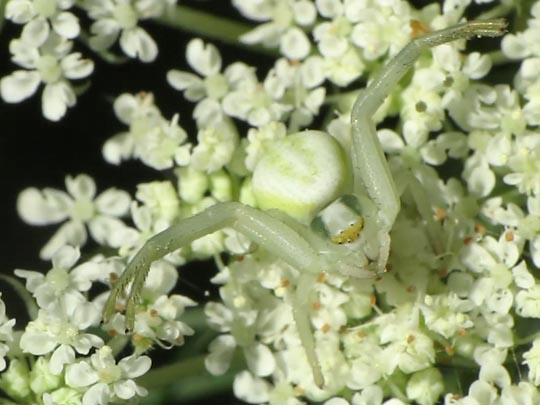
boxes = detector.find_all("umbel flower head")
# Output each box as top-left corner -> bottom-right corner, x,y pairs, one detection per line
3,1 -> 540,405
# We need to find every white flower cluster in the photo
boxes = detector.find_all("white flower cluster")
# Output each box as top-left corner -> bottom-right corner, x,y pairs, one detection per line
0,245 -> 152,404
7,176 -> 196,404
0,0 -> 173,120
6,0 -> 540,404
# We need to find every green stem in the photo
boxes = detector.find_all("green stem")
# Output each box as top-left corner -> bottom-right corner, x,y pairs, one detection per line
515,0 -> 537,31
137,354 -> 208,389
488,50 -> 516,67
0,274 -> 38,320
157,5 -> 248,44
438,355 -> 479,369
515,330 -> 540,346
156,5 -> 276,56
137,350 -> 243,389
77,30 -> 130,64
180,306 -> 210,330
384,378 -> 408,403
476,3 -> 515,20
0,0 -> 6,36
107,335 -> 130,357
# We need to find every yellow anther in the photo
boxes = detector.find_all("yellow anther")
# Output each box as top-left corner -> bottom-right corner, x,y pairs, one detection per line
410,19 -> 431,38
331,217 -> 364,244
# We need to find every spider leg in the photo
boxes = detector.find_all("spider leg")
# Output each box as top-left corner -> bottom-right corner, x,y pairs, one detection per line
104,201 -> 329,327
350,19 -> 507,270
103,201 -> 365,387
292,273 -> 324,388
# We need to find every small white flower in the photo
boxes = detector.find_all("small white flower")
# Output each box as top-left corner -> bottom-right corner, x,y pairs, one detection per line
6,0 -> 80,39
20,300 -> 103,374
135,180 -> 180,224
0,29 -> 93,120
320,42 -> 362,85
419,294 -> 474,339
344,334 -> 385,389
264,57 -> 327,129
15,245 -> 104,308
167,39 -> 257,128
245,121 -> 287,171
105,261 -> 197,348
222,68 -> 293,127
175,166 -> 209,205
235,0 -> 315,60
348,0 -> 412,61
191,121 -> 239,173
314,5 -> 351,59
504,133 -> 540,196
84,0 -> 162,62
406,368 -> 444,405
104,92 -> 191,169
348,386 -> 385,405
501,3 -> 540,60
17,174 -> 131,259
516,284 -> 540,318
65,346 -> 151,404
448,84 -> 525,135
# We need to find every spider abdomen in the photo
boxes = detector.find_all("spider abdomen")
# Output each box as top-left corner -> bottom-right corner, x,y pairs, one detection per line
252,130 -> 347,224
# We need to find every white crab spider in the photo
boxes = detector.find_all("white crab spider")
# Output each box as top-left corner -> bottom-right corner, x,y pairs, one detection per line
103,19 -> 506,387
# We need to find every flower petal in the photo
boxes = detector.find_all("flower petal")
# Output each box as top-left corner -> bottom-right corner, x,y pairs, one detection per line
21,17 -> 49,48
119,27 -> 157,62
244,343 -> 275,377
113,379 -> 139,400
50,344 -> 75,374
51,245 -> 80,269
51,11 -> 80,39
94,188 -> 131,216
89,19 -> 120,51
61,53 -> 94,79
66,174 -> 96,200
40,221 -> 87,260
20,329 -> 57,355
0,70 -> 41,103
102,132 -> 134,164
186,38 -> 222,77
205,335 -> 236,375
118,354 -> 152,378
17,187 -> 71,225
88,216 -> 126,245
66,362 -> 99,388
42,81 -> 76,121
82,383 -> 110,405
233,371 -> 270,404
5,0 -> 35,24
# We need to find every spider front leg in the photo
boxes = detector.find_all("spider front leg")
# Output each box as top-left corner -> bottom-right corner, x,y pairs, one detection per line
103,201 -> 369,387
349,19 -> 507,271
105,202 -> 329,325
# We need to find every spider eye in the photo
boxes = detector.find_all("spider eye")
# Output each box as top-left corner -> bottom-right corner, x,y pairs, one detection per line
252,130 -> 347,224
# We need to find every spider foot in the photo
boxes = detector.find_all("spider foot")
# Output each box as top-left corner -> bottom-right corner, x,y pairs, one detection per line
102,271 -> 139,333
